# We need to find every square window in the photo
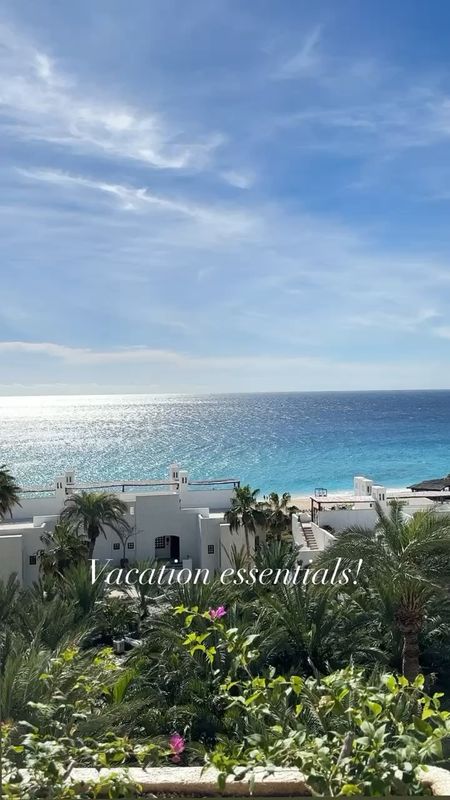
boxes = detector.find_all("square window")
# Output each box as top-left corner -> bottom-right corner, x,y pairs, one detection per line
127,541 -> 135,550
155,536 -> 165,549
113,542 -> 120,550
29,555 -> 37,565
207,544 -> 215,554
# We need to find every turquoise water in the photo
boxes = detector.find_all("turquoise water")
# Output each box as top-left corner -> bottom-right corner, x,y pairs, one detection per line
1,391 -> 450,494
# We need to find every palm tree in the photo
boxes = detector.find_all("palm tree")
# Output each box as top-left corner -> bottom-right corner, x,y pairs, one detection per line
261,491 -> 298,541
225,485 -> 265,560
0,574 -> 20,630
0,465 -> 21,519
317,501 -> 450,681
61,491 -> 130,558
39,522 -> 89,576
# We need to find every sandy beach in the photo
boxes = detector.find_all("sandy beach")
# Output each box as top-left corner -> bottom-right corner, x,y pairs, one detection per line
290,487 -> 411,513
291,495 -> 312,511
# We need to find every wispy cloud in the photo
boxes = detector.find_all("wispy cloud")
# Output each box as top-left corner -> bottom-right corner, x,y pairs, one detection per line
1,340 -> 450,393
347,308 -> 441,333
0,339 -> 323,369
17,167 -> 259,240
433,326 -> 450,340
0,23 -> 221,170
221,169 -> 255,189
277,91 -> 450,153
275,26 -> 323,79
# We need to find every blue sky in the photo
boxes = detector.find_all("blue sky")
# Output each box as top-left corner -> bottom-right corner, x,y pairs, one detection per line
2,0 -> 450,394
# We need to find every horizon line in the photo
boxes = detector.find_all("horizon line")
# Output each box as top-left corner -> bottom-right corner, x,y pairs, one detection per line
1,387 -> 450,400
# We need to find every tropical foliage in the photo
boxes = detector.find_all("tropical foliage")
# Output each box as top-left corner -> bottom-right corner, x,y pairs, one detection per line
0,464 -> 21,519
178,606 -> 450,796
316,500 -> 450,682
2,470 -> 450,796
39,521 -> 89,576
261,491 -> 298,540
224,484 -> 265,558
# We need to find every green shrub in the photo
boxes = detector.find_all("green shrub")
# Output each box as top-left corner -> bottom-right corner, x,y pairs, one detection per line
178,606 -> 450,796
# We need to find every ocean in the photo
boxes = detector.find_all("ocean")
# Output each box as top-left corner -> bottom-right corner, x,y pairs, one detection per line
1,391 -> 449,495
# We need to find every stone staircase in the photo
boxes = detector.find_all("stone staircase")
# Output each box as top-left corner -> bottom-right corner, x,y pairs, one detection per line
300,521 -> 319,550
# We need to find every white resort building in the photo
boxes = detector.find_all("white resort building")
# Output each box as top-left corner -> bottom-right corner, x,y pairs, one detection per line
0,464 -> 245,586
3,465 -> 450,587
309,475 -> 450,537
290,475 -> 450,566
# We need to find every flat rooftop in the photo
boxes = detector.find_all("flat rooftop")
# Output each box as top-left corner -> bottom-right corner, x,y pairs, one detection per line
0,521 -> 35,532
390,490 -> 450,499
310,490 -> 450,505
310,494 -> 382,504
20,477 -> 240,495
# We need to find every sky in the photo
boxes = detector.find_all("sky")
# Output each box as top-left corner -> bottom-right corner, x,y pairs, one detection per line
1,0 -> 450,394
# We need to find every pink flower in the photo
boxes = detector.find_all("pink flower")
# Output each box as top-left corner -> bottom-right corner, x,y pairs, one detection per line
169,732 -> 185,762
209,605 -> 226,620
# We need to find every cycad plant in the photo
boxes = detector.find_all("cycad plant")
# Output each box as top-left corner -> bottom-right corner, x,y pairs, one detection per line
39,521 -> 88,576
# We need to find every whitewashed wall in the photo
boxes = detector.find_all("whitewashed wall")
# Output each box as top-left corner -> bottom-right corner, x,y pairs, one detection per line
1,479 -> 240,585
317,508 -> 378,533
311,521 -> 336,549
0,535 -> 23,583
181,487 -> 235,511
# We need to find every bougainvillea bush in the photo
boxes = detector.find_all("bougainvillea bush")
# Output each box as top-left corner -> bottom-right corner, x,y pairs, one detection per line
3,604 -> 450,797
177,605 -> 450,796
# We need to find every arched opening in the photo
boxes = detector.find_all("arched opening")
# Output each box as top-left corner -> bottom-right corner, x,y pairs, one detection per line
154,535 -> 180,562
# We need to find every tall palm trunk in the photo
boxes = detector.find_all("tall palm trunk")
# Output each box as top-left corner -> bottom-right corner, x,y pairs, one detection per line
87,524 -> 98,559
243,525 -> 251,560
400,628 -> 421,682
395,606 -> 422,682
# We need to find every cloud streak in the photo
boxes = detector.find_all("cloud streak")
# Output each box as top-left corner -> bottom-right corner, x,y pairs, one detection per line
17,167 -> 259,241
1,340 -> 450,394
275,26 -> 323,80
0,23 -> 221,170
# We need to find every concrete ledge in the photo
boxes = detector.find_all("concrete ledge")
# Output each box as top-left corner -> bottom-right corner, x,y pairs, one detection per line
418,766 -> 450,796
68,766 -> 312,795
64,763 -> 450,796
